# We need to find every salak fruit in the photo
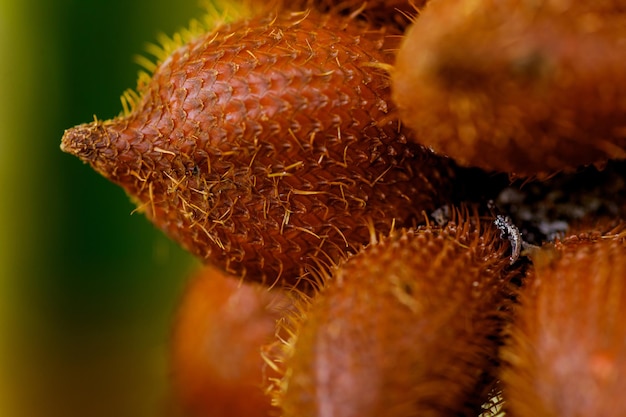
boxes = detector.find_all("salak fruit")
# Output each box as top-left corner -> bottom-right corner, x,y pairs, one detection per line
502,221 -> 626,417
393,0 -> 626,176
170,265 -> 292,417
61,9 -> 455,286
268,210 -> 521,417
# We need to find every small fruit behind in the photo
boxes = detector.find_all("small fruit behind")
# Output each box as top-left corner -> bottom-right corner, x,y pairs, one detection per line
170,265 -> 292,417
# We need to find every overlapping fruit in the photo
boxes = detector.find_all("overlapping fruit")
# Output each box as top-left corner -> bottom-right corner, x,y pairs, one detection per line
61,1 -> 626,416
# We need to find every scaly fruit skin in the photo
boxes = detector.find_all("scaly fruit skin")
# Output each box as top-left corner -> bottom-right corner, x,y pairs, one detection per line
392,0 -> 626,176
170,265 -> 292,417
271,212 -> 520,417
61,10 -> 454,286
502,222 -> 626,417
272,0 -> 428,30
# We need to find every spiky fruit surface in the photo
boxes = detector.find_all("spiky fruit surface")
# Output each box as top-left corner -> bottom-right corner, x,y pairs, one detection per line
502,222 -> 626,417
392,0 -> 626,176
274,0 -> 428,30
170,265 -> 292,417
61,9 -> 454,286
269,212 -> 520,417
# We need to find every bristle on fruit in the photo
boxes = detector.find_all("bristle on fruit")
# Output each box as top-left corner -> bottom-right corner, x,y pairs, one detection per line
61,9 -> 455,286
274,0 -> 428,30
267,209 -> 521,417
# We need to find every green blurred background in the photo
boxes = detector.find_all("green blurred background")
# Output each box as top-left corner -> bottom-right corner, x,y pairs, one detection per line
0,1 -> 218,416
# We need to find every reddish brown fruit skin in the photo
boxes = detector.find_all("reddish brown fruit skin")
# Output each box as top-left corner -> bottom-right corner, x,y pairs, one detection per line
61,10 -> 454,286
392,0 -> 626,176
272,0 -> 428,30
171,265 -> 292,417
502,224 -> 626,417
272,214 -> 520,417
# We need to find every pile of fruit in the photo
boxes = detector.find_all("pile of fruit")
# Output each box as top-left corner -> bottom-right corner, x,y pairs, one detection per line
61,1 -> 626,416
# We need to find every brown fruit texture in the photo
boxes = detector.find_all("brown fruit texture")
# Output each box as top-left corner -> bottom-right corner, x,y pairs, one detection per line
392,0 -> 626,176
269,211 -> 520,417
502,222 -> 626,417
170,265 -> 292,417
271,0 -> 428,30
61,10 -> 455,286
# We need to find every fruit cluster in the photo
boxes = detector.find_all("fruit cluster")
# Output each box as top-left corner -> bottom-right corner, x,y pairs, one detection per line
61,0 -> 626,416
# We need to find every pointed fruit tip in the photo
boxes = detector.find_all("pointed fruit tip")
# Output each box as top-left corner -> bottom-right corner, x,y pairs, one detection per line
60,122 -> 107,163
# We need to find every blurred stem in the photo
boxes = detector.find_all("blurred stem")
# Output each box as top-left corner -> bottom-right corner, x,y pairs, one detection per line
0,0 -> 47,413
1,0 -> 201,416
